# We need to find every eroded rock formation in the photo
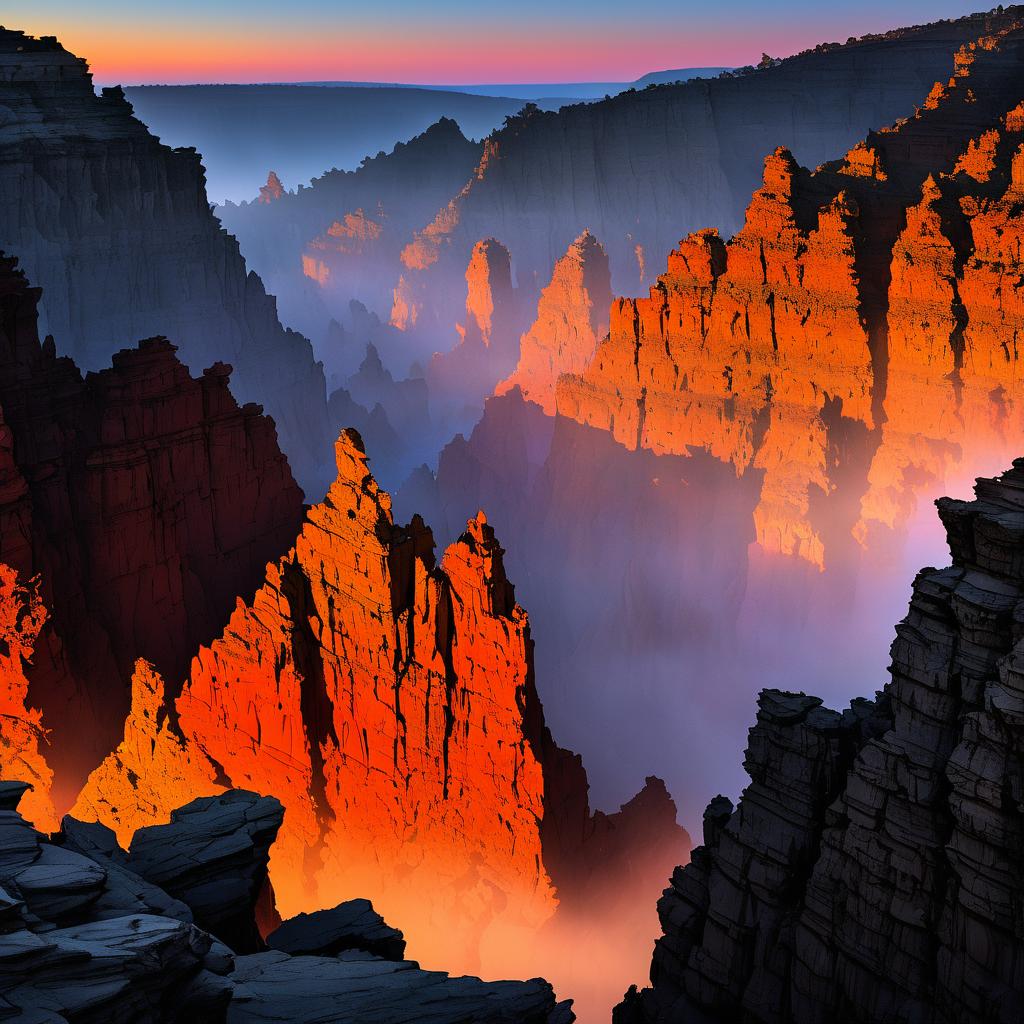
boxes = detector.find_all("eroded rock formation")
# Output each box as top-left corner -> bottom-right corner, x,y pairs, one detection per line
217,117 -> 483,370
0,29 -> 331,492
70,426 -> 688,1005
424,238 -> 523,436
0,253 -> 305,801
497,230 -> 611,415
391,8 -> 1024,348
617,459 -> 1024,1024
556,19 -> 1024,568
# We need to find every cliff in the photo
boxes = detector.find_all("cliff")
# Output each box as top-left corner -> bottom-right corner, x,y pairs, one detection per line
0,253 -> 305,802
557,19 -> 1024,568
216,117 -> 483,370
71,426 -> 688,1011
424,237 -> 524,436
421,17 -> 1024,852
617,459 -> 1024,1024
0,28 -> 331,494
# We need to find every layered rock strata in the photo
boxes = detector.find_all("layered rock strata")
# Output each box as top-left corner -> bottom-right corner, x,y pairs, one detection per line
617,459 -> 1024,1024
556,20 -> 1024,568
0,254 -> 305,795
0,29 -> 331,492
393,8 -> 1024,342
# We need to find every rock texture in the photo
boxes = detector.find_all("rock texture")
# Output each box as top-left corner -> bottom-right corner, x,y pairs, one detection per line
0,29 -> 331,492
497,230 -> 612,415
127,792 -> 284,954
0,783 -> 574,1023
266,898 -> 406,961
424,237 -> 524,437
556,19 -> 1024,568
72,427 -> 688,998
616,459 -> 1024,1024
0,254 -> 305,799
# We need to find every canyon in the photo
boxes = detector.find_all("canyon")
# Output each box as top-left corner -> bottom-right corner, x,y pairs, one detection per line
413,14 -> 1024,821
0,248 -> 685,1018
3,5 -> 1024,1021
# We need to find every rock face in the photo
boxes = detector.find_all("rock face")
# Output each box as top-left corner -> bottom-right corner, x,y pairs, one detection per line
557,22 -> 1024,568
0,783 -> 574,1023
424,237 -> 523,436
420,17 -> 1024,892
72,427 -> 689,1002
617,459 -> 1024,1024
0,254 -> 305,799
497,230 -> 612,415
0,29 -> 331,493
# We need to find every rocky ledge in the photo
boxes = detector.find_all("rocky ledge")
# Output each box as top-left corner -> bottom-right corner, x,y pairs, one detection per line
0,782 -> 573,1023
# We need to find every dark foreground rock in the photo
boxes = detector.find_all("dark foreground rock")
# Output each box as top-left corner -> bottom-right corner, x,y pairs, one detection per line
0,785 -> 574,1023
266,898 -> 406,961
617,461 -> 1024,1023
126,792 -> 284,955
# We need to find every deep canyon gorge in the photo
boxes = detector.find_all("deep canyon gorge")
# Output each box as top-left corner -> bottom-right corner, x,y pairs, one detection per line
1,4 -> 1024,1022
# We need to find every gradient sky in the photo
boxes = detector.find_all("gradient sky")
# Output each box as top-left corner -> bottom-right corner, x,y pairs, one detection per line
9,1 -> 983,85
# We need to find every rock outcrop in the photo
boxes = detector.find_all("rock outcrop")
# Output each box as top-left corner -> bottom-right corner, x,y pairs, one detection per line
127,792 -> 284,954
617,459 -> 1024,1024
0,29 -> 331,493
266,898 -> 406,961
258,171 -> 285,204
424,237 -> 523,436
422,18 -> 1024,902
558,21 -> 1024,568
0,783 -> 574,1023
497,230 -> 612,415
0,254 -> 305,799
72,426 -> 688,1006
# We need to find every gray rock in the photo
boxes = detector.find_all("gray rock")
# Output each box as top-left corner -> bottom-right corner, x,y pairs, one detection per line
127,791 -> 284,954
227,949 -> 570,1023
266,898 -> 406,961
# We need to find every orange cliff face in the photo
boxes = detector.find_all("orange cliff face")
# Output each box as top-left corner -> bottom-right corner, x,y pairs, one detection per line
73,427 -> 689,979
555,21 -> 1024,571
556,150 -> 873,568
497,230 -> 612,416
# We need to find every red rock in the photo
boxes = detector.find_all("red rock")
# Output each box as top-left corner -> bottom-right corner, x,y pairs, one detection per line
74,426 -> 688,997
0,254 -> 305,802
258,171 -> 285,203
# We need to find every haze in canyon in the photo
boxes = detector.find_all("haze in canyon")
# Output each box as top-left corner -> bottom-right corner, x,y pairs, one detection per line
1,3 -> 1024,1023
